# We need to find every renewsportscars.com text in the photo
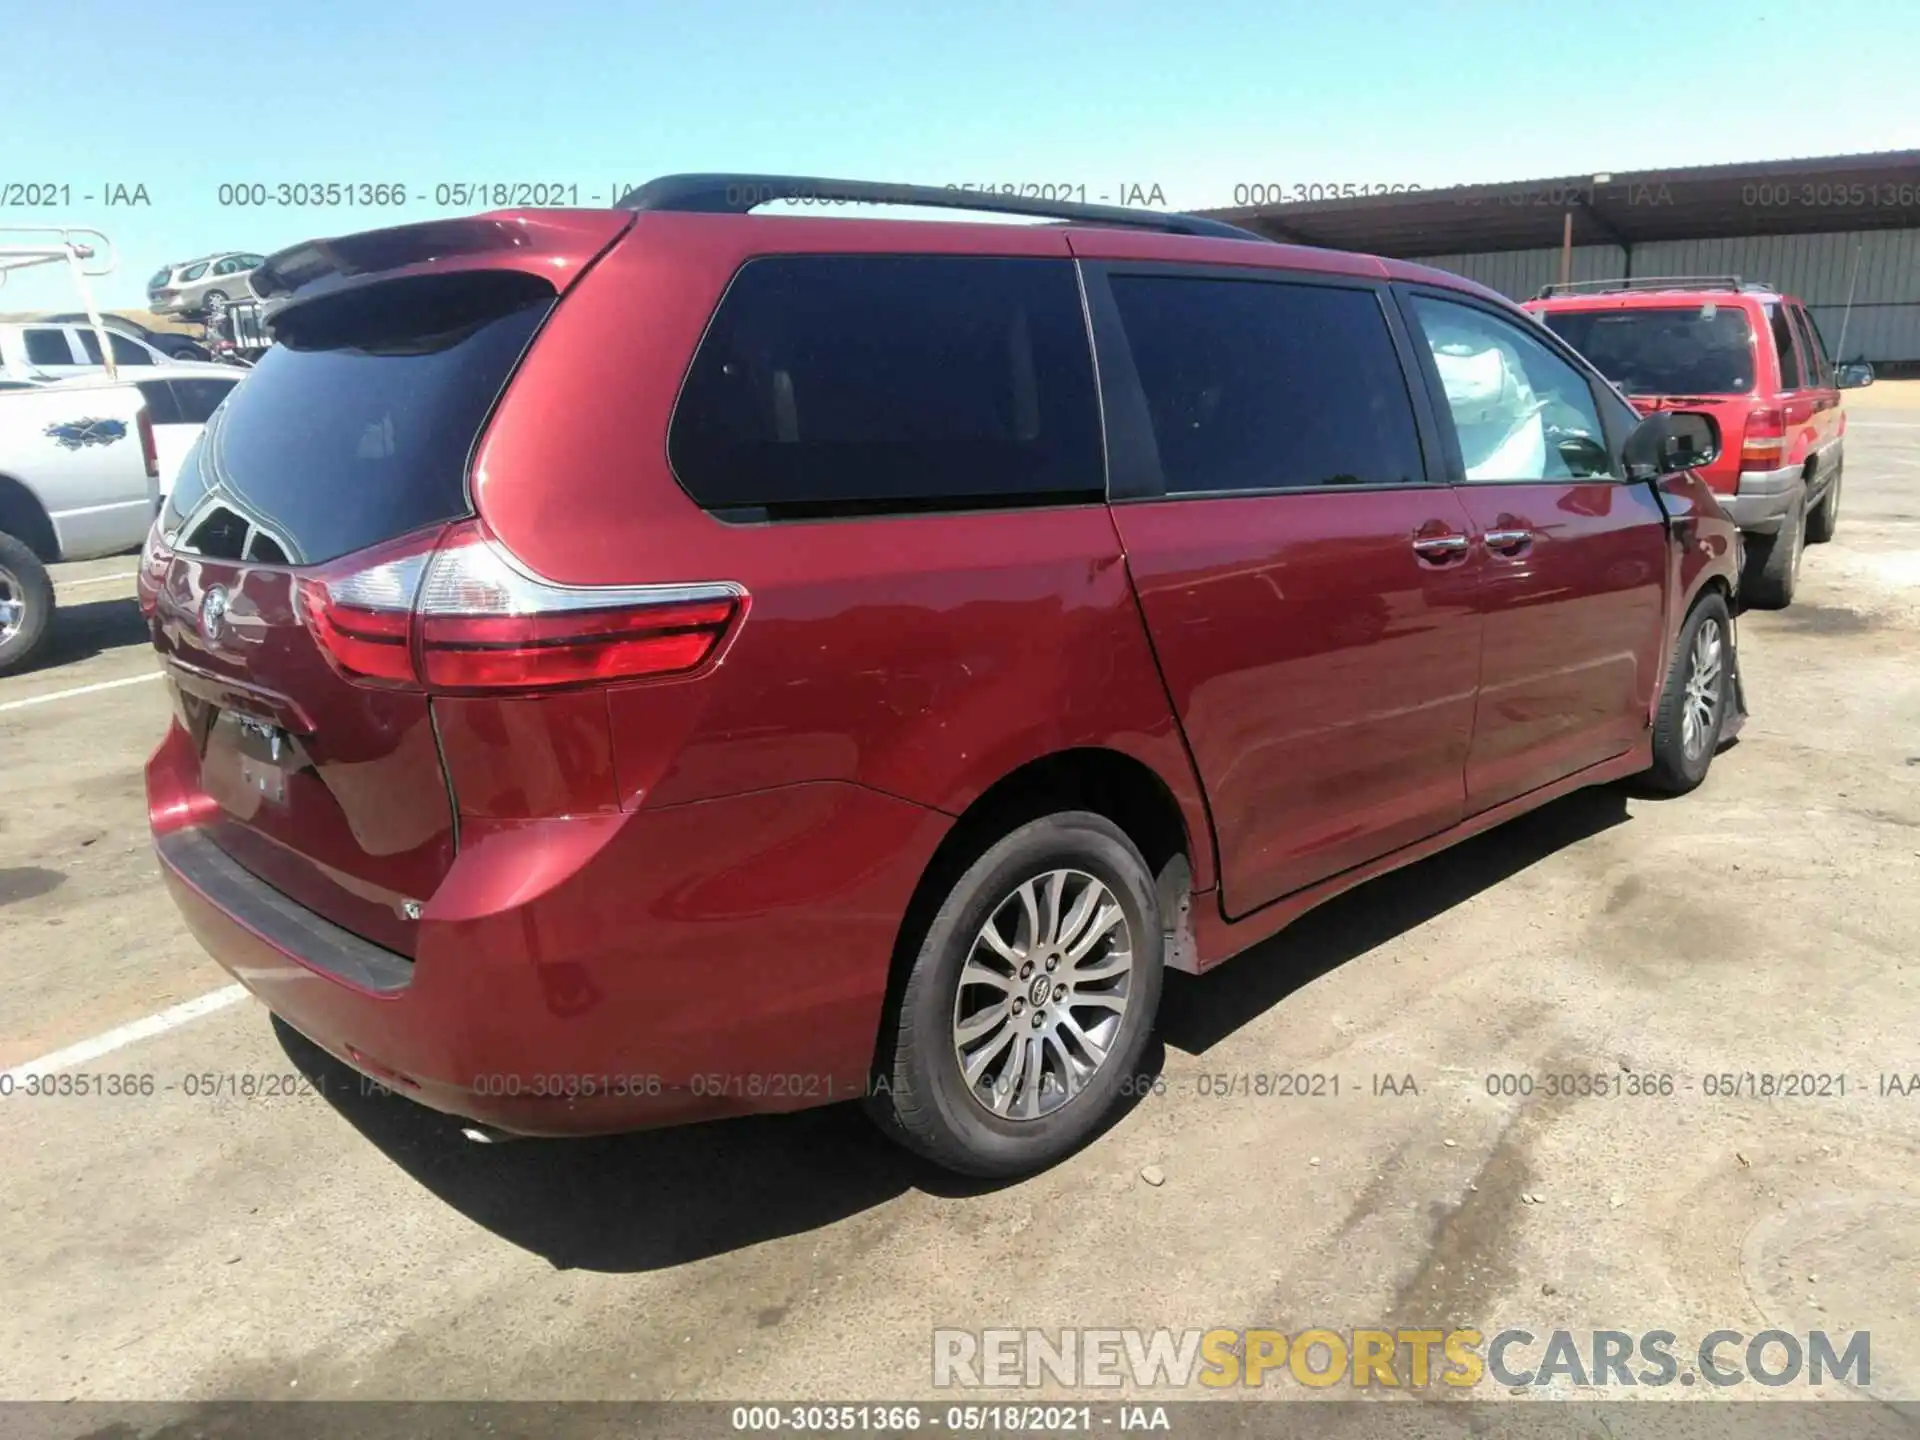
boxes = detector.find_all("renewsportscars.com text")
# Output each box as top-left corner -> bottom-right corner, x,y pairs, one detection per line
932,1327 -> 1871,1390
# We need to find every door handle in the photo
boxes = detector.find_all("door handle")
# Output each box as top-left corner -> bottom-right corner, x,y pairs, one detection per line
1481,527 -> 1534,557
1411,532 -> 1470,561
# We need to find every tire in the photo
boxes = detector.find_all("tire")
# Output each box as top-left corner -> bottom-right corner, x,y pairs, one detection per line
1645,591 -> 1733,794
0,532 -> 55,674
1806,464 -> 1841,544
201,290 -> 228,314
1740,490 -> 1805,610
867,811 -> 1164,1178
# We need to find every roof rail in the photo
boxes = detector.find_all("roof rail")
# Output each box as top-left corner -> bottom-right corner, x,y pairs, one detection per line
1535,275 -> 1773,300
617,173 -> 1270,243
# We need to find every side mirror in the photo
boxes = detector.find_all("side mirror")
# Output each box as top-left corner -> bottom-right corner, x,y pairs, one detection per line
1836,361 -> 1875,389
1623,410 -> 1721,479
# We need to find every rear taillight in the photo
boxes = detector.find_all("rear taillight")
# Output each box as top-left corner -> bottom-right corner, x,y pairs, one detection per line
296,551 -> 428,687
296,523 -> 743,694
136,521 -> 172,618
137,409 -> 158,480
1740,406 -> 1786,473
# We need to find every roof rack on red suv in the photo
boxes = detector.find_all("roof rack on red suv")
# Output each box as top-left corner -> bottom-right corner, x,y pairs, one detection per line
615,172 -> 1273,242
1534,275 -> 1778,300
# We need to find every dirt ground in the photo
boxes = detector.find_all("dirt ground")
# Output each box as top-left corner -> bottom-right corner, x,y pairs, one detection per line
2,401 -> 1918,1411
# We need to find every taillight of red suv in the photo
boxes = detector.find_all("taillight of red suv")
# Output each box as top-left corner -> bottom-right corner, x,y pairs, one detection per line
1739,405 -> 1787,474
294,521 -> 746,695
136,520 -> 171,619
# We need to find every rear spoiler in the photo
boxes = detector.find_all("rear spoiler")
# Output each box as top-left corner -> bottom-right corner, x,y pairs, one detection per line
252,211 -> 635,316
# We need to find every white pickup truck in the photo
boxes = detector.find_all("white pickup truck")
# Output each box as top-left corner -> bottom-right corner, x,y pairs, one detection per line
0,378 -> 159,671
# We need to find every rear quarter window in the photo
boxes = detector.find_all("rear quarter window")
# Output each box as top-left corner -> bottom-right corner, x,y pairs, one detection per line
136,381 -> 183,425
1767,303 -> 1804,389
169,377 -> 237,424
667,255 -> 1104,518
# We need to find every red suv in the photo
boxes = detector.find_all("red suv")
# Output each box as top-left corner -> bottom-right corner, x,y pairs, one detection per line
1525,277 -> 1873,610
142,175 -> 1744,1177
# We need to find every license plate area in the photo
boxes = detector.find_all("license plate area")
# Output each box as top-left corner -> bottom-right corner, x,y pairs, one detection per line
205,708 -> 297,807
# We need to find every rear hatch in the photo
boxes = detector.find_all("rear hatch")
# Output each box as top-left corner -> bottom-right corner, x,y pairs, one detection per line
1536,301 -> 1757,493
147,219 -> 626,953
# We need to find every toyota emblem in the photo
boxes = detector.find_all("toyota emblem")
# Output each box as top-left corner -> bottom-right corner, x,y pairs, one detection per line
200,586 -> 229,642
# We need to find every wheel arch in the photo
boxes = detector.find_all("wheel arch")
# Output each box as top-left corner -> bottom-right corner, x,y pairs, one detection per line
0,473 -> 59,563
871,745 -> 1201,1076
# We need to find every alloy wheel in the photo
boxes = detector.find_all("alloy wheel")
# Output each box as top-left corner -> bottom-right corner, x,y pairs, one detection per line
950,868 -> 1134,1121
0,565 -> 25,646
1682,617 -> 1723,760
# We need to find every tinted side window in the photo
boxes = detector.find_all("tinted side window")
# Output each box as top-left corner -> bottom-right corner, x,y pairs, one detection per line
171,377 -> 237,423
136,381 -> 183,425
1408,295 -> 1615,482
1768,303 -> 1803,389
23,329 -> 73,365
71,330 -> 148,365
1108,276 -> 1423,494
1791,304 -> 1832,388
669,256 -> 1103,516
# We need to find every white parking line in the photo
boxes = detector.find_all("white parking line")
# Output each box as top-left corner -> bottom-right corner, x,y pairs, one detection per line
56,571 -> 138,588
1848,421 -> 1920,429
3,985 -> 249,1085
0,671 -> 163,713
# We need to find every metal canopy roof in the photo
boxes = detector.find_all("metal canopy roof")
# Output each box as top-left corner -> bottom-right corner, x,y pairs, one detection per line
1196,150 -> 1920,257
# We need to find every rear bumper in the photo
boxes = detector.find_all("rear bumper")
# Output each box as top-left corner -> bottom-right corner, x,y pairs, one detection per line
148,724 -> 950,1136
1716,463 -> 1803,535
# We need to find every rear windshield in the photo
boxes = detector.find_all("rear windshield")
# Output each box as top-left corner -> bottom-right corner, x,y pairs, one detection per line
165,272 -> 553,565
1539,305 -> 1756,396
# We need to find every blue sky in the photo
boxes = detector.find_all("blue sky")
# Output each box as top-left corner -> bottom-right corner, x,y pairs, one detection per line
6,0 -> 1918,309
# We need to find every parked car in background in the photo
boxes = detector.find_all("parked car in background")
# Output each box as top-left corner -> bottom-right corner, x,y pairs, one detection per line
42,313 -> 212,363
1525,277 -> 1873,609
144,179 -> 1744,1178
42,365 -> 238,499
0,320 -> 237,385
147,252 -> 266,318
0,377 -> 158,670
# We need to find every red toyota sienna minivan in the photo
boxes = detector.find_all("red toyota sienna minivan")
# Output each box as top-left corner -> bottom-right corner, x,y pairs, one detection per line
143,175 -> 1743,1177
